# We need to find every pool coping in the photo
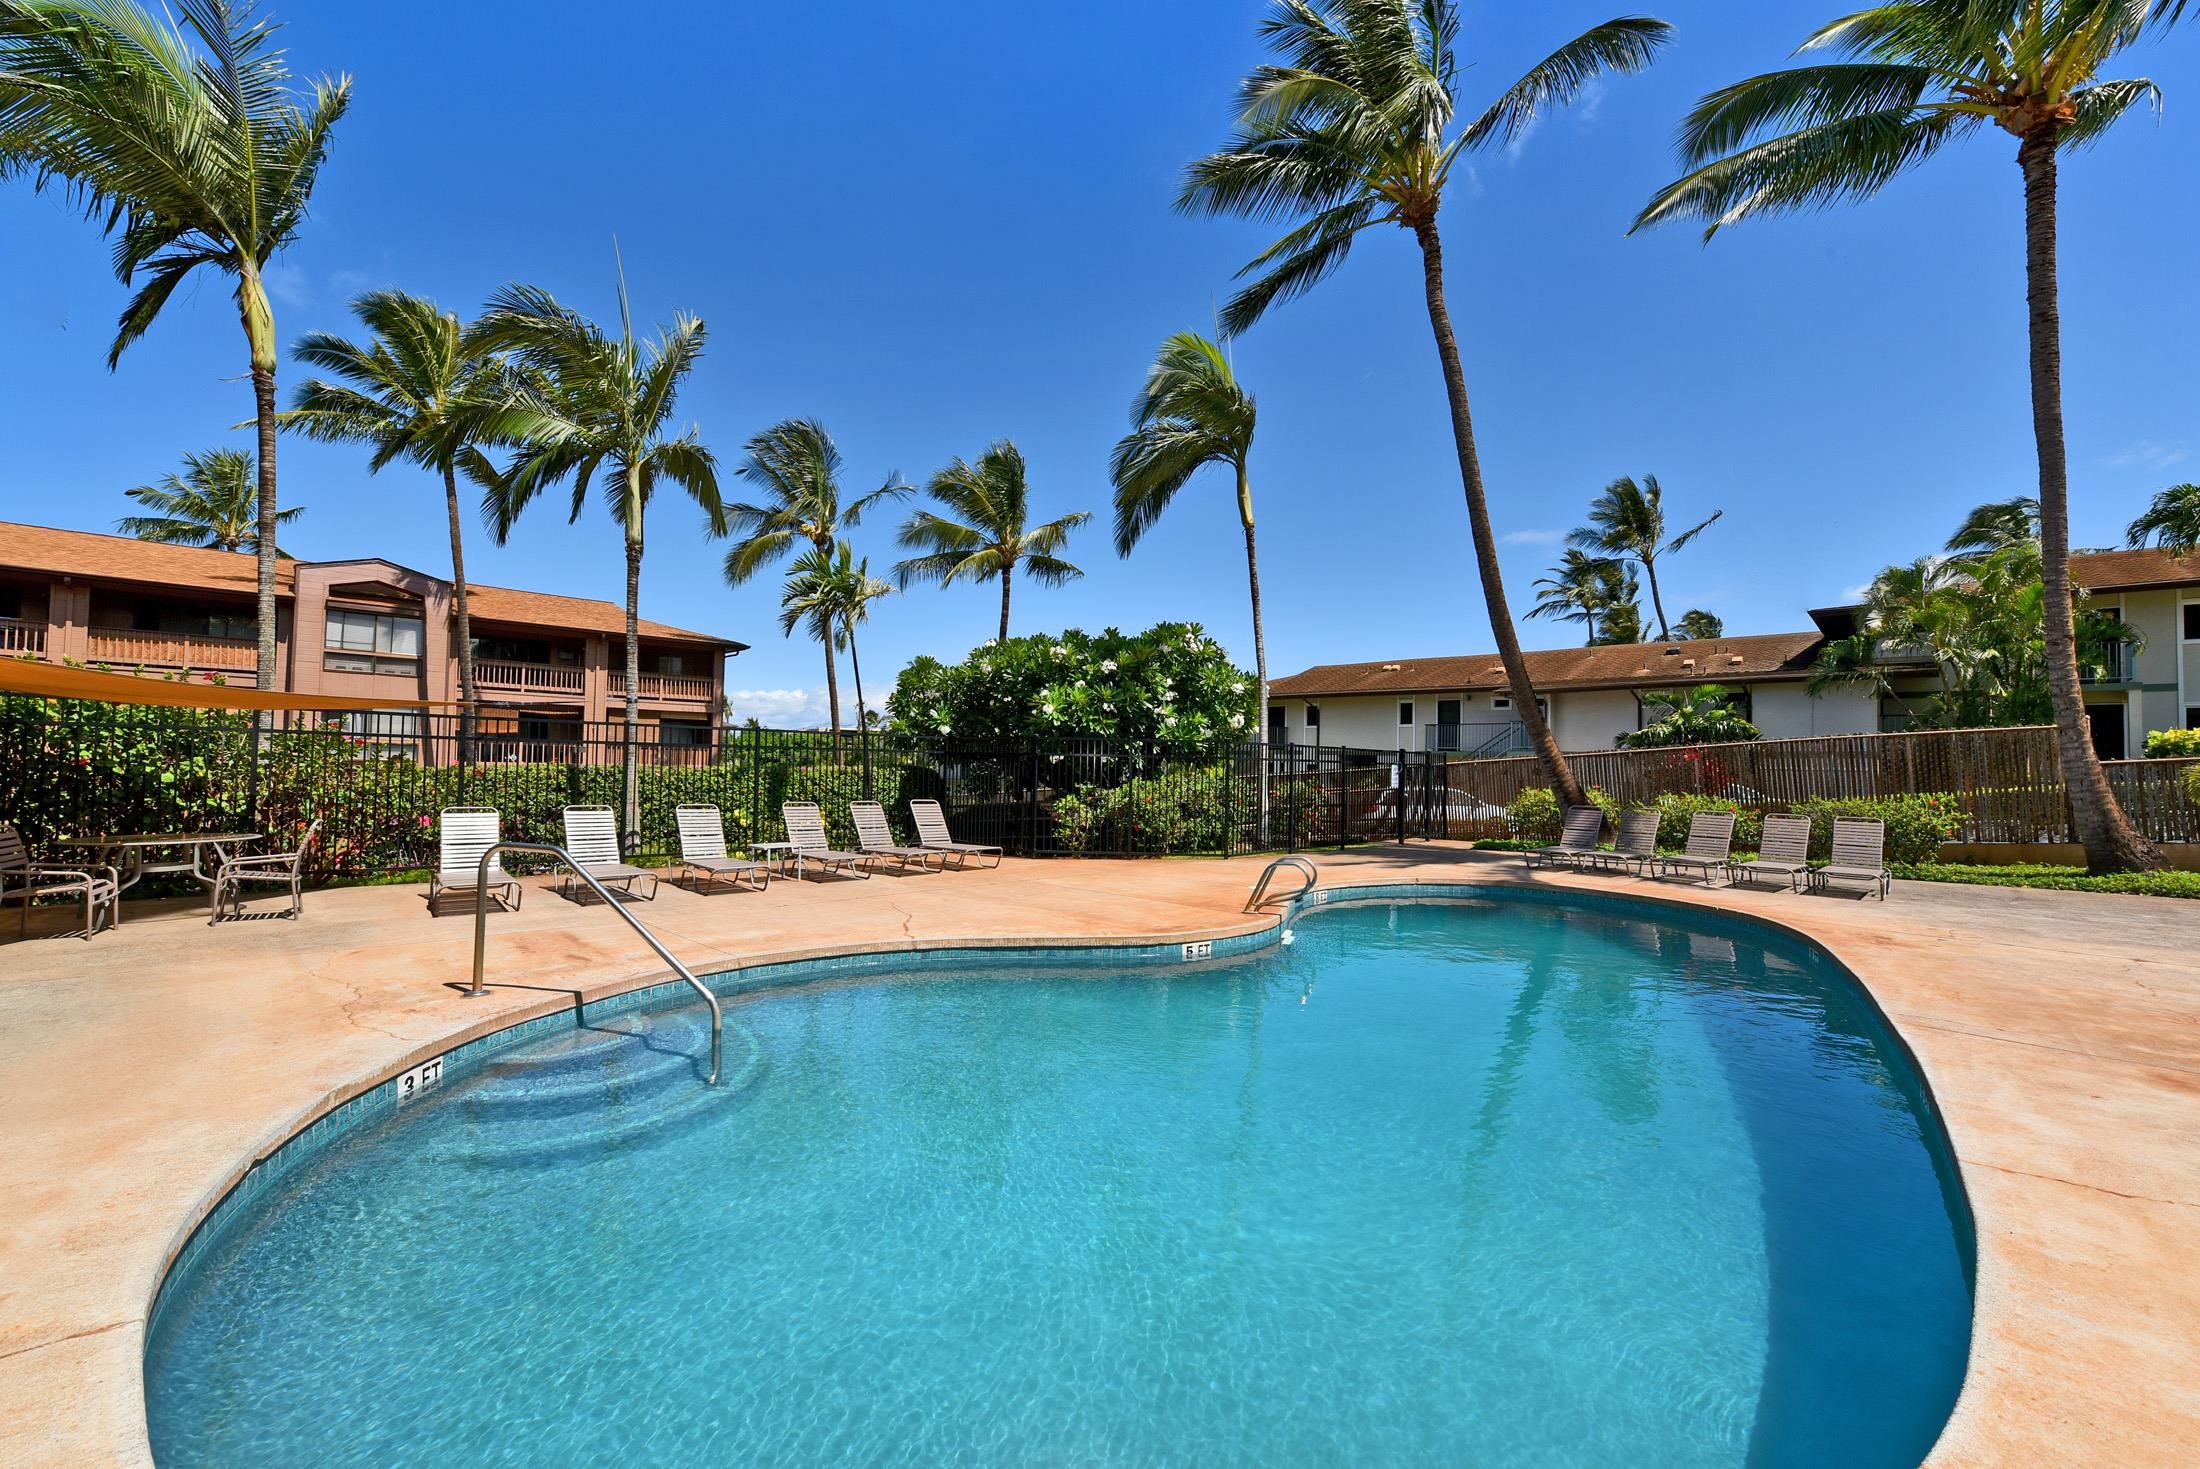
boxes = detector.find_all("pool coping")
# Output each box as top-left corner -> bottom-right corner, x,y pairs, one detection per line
137,872 -> 1993,1465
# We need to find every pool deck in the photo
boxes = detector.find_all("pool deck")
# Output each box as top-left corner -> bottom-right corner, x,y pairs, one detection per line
0,845 -> 2193,1467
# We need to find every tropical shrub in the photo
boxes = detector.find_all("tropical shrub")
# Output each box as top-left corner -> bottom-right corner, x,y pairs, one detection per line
1789,793 -> 1963,865
1504,786 -> 1618,843
2142,727 -> 2200,758
1050,763 -> 1247,855
1645,793 -> 1761,852
1619,685 -> 1761,748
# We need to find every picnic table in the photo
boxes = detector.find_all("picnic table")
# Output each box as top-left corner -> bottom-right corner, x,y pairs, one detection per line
60,832 -> 262,916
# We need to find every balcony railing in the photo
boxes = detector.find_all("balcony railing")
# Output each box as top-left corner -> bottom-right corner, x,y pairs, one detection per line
2081,641 -> 2134,686
476,658 -> 586,695
0,617 -> 44,655
86,626 -> 257,671
611,669 -> 714,701
1423,721 -> 1532,758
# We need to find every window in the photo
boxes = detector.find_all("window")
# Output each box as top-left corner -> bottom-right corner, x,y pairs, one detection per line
650,651 -> 689,676
1398,700 -> 1415,727
2188,707 -> 2200,730
1491,696 -> 1511,710
1267,705 -> 1286,737
326,607 -> 423,676
2184,602 -> 2200,642
1304,703 -> 1321,730
659,719 -> 711,748
335,709 -> 420,758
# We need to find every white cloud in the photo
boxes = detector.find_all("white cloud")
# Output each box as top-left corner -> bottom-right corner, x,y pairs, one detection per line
1842,583 -> 1875,602
725,687 -> 831,729
262,261 -> 313,309
2105,439 -> 2188,472
1574,77 -> 1608,127
1501,528 -> 1562,546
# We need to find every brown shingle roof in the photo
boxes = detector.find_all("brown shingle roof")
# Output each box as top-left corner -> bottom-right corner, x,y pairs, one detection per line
2069,547 -> 2200,592
1270,631 -> 1828,699
0,520 -> 737,645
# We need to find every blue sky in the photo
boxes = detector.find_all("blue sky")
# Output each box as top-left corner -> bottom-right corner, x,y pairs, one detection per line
3,1 -> 2195,726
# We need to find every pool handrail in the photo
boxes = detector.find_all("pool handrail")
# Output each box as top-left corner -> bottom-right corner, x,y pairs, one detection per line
464,840 -> 722,1086
1245,855 -> 1319,912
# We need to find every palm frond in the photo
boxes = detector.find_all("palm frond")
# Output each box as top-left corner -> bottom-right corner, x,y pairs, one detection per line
1634,107 -> 1971,238
1458,16 -> 1674,153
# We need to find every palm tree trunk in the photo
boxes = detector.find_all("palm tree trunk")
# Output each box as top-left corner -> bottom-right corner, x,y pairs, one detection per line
848,619 -> 867,729
241,268 -> 281,693
821,633 -> 843,762
1238,461 -> 1270,842
1641,554 -> 1670,641
1411,218 -> 1586,810
622,530 -> 643,853
998,572 -> 1012,644
443,464 -> 478,766
2018,137 -> 2157,873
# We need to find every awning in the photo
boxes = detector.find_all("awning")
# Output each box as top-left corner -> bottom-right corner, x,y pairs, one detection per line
0,658 -> 456,712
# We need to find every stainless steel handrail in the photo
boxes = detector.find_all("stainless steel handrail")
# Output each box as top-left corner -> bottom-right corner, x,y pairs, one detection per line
1245,854 -> 1319,912
465,840 -> 723,1086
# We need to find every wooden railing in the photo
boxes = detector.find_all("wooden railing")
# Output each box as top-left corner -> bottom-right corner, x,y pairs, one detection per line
611,670 -> 714,701
475,659 -> 585,695
0,617 -> 44,655
85,626 -> 257,670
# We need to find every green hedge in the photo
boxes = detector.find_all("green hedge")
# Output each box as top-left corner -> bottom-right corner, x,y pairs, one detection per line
1504,787 -> 1618,843
1893,863 -> 2200,899
1052,765 -> 1247,855
1789,794 -> 1962,865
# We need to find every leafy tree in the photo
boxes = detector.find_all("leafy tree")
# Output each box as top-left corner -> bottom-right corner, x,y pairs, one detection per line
116,448 -> 300,553
1567,475 -> 1720,640
1179,0 -> 1671,811
896,439 -> 1088,643
0,0 -> 349,686
1597,599 -> 1645,646
722,418 -> 908,739
1947,495 -> 2040,561
1672,609 -> 1724,641
474,274 -> 724,843
1619,684 -> 1761,747
1632,0 -> 2171,870
279,289 -> 518,753
2127,483 -> 2200,557
1528,549 -> 1635,645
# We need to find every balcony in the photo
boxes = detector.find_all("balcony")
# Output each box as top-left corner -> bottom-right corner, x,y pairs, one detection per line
1423,722 -> 1532,757
86,626 -> 257,673
611,669 -> 714,702
2081,642 -> 2134,686
476,659 -> 586,697
0,617 -> 44,655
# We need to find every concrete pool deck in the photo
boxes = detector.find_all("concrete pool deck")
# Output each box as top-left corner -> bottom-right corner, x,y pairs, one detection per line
0,845 -> 2193,1467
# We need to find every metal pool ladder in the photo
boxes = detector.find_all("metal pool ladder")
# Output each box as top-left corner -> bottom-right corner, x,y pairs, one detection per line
465,840 -> 723,1086
1245,855 -> 1319,912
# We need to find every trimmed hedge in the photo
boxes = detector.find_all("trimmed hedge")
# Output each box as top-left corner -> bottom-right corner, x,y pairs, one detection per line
1500,785 -> 1962,864
1789,793 -> 1963,865
1893,862 -> 2200,899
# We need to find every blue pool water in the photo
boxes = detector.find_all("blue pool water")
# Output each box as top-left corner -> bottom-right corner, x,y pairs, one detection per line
146,896 -> 1972,1466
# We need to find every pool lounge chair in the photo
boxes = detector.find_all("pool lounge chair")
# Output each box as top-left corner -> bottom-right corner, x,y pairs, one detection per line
849,801 -> 942,873
1584,809 -> 1659,877
427,807 -> 521,912
673,805 -> 770,894
1812,817 -> 1892,900
908,799 -> 1003,869
559,806 -> 658,902
1653,811 -> 1736,886
1524,806 -> 1605,869
0,822 -> 119,940
209,818 -> 321,923
1734,813 -> 1813,892
781,803 -> 871,881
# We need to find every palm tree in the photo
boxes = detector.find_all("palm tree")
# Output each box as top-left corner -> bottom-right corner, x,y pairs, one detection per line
1528,549 -> 1629,645
117,448 -> 301,552
1567,475 -> 1721,640
1109,332 -> 1269,730
1631,0 -> 2167,870
0,0 -> 349,687
896,440 -> 1088,642
1947,495 -> 2041,562
474,276 -> 724,844
1620,684 -> 1762,747
2127,484 -> 2200,557
781,543 -> 896,734
1672,609 -> 1725,641
722,419 -> 908,742
1180,2 -> 1671,810
277,290 -> 517,757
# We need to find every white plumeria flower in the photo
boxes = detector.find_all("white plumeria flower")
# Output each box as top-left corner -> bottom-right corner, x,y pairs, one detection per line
1230,713 -> 1245,729
1102,702 -> 1113,712
981,639 -> 997,649
1231,681 -> 1246,694
1099,658 -> 1117,673
1163,713 -> 1178,726
937,723 -> 951,734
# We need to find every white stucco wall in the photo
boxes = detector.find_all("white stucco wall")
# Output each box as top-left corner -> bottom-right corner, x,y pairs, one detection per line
1550,689 -> 1639,752
1748,682 -> 1877,739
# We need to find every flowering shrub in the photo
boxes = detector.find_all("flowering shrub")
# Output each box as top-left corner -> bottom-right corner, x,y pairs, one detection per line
2143,727 -> 2200,758
885,622 -> 1257,759
1050,764 -> 1247,854
1503,786 -> 1618,843
1790,793 -> 1963,864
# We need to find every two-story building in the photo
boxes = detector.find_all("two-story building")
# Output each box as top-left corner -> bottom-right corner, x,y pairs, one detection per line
2063,547 -> 2200,758
0,521 -> 745,753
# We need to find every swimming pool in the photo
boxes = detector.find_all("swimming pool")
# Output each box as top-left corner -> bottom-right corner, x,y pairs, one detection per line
145,891 -> 1972,1466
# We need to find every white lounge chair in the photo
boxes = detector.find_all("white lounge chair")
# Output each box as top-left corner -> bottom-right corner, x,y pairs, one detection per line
781,802 -> 870,881
1734,812 -> 1813,892
1653,811 -> 1736,885
908,798 -> 1002,869
427,807 -> 520,912
1812,817 -> 1892,900
210,818 -> 321,923
559,805 -> 657,902
0,822 -> 119,940
673,805 -> 770,893
1584,809 -> 1659,877
1524,805 -> 1605,869
849,801 -> 941,872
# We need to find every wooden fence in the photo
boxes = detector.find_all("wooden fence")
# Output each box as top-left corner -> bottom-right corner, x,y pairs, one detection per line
1427,725 -> 2200,845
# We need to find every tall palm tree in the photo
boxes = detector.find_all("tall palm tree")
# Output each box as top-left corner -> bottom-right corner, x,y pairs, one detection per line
1567,475 -> 1721,640
117,447 -> 301,552
782,543 -> 897,733
896,440 -> 1089,642
1527,548 -> 1630,645
1947,494 -> 2041,562
474,276 -> 724,844
0,0 -> 349,687
1109,332 -> 1269,730
2127,484 -> 2200,557
1631,0 -> 2167,870
277,290 -> 517,756
722,418 -> 908,742
1672,609 -> 1724,641
1180,1 -> 1671,809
